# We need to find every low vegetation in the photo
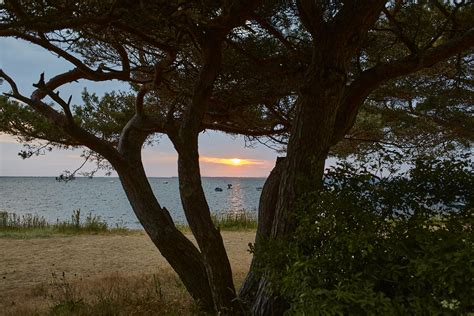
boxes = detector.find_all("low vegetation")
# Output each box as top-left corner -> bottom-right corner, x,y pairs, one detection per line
4,272 -> 197,316
212,210 -> 258,231
0,209 -> 258,238
0,210 -> 129,238
256,155 -> 473,314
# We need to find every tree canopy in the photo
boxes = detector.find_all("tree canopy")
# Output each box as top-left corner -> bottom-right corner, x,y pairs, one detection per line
1,1 -> 472,156
1,1 -> 473,314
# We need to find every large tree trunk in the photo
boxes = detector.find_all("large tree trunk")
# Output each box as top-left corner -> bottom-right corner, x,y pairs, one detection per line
173,134 -> 243,314
242,57 -> 348,315
239,157 -> 285,305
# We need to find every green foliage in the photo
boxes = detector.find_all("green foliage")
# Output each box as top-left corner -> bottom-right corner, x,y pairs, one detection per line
0,96 -> 74,145
74,90 -> 136,144
257,155 -> 473,315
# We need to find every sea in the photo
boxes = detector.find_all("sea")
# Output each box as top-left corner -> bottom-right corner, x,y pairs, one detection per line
0,177 -> 266,229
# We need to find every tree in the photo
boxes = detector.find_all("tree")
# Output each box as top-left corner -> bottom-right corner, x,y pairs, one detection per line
1,1 -> 473,314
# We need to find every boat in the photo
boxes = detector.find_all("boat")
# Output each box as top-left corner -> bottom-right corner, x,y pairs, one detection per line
227,184 -> 233,189
215,187 -> 223,192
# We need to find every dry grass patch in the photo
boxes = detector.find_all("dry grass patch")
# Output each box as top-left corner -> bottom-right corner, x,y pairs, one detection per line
0,231 -> 255,315
2,271 -> 196,315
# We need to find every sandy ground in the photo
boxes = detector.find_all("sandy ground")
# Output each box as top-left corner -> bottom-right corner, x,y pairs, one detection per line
0,231 -> 255,313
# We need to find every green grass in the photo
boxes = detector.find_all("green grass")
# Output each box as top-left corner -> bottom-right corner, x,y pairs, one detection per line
176,210 -> 258,232
0,209 -> 258,238
212,210 -> 258,231
0,210 -> 130,238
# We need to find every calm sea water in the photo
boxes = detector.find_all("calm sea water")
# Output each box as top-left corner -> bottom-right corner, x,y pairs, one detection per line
0,177 -> 265,229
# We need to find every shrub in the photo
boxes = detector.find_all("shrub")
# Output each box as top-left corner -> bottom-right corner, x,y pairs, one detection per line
257,155 -> 473,315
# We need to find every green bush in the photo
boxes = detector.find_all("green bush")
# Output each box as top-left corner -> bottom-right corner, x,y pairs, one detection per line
257,155 -> 473,315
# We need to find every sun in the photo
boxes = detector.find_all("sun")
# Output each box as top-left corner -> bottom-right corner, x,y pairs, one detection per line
200,156 -> 264,166
230,158 -> 242,166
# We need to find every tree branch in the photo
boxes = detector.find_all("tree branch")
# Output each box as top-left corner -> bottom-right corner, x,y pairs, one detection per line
333,27 -> 474,143
0,69 -> 123,166
382,7 -> 418,54
32,73 -> 74,122
253,16 -> 295,51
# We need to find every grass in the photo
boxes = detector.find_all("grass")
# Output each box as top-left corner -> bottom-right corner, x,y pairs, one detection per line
175,210 -> 258,232
212,210 -> 258,231
0,209 -> 258,238
0,210 -> 130,238
3,272 -> 198,316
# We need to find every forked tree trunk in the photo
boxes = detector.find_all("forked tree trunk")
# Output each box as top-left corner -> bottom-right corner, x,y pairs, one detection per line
116,161 -> 215,311
113,128 -> 217,311
172,134 -> 244,314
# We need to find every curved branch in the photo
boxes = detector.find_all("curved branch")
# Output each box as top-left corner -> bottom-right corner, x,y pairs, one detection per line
333,27 -> 474,143
0,70 -> 123,166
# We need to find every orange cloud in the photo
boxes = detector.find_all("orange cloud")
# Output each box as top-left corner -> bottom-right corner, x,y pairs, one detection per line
200,156 -> 265,166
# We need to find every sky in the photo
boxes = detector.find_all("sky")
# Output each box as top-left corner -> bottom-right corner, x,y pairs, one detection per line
0,38 -> 279,177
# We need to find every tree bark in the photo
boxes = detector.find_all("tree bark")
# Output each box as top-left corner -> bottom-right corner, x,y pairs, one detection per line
239,157 -> 285,304
173,134 -> 243,314
244,55 -> 349,315
114,126 -> 216,311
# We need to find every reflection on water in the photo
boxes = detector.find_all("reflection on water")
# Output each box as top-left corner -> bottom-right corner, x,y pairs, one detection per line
228,182 -> 244,210
0,177 -> 265,229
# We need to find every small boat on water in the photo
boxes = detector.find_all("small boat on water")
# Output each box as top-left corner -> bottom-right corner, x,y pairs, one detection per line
56,174 -> 75,182
215,187 -> 223,192
163,181 -> 169,184
227,184 -> 233,189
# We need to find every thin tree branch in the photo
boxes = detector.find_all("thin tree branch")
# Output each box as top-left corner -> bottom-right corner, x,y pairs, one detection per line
382,7 -> 418,54
0,69 -> 123,166
253,16 -> 295,51
333,27 -> 474,143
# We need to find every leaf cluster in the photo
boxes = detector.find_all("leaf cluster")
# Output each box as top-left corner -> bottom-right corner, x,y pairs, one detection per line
256,154 -> 473,314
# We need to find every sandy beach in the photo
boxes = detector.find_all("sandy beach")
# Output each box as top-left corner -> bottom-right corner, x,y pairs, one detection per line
0,231 -> 255,314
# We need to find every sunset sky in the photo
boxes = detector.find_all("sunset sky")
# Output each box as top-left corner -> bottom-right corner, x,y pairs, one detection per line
0,38 -> 278,177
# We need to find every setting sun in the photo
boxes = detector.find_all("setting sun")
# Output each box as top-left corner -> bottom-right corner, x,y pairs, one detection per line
200,156 -> 265,167
230,158 -> 242,165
